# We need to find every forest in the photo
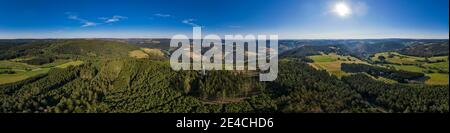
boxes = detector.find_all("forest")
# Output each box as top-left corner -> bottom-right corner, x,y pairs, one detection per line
0,59 -> 447,113
0,39 -> 448,113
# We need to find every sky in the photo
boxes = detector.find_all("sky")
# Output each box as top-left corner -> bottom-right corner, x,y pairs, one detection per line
0,0 -> 448,39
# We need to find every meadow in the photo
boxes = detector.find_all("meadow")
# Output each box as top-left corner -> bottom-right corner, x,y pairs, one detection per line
307,53 -> 367,77
307,52 -> 448,85
371,52 -> 448,85
0,59 -> 83,84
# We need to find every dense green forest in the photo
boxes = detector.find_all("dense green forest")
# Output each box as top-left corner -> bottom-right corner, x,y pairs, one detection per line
1,59 -> 447,113
0,39 -> 138,60
0,39 -> 448,113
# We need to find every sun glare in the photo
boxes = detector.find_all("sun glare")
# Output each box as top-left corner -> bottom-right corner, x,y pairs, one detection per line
334,2 -> 351,17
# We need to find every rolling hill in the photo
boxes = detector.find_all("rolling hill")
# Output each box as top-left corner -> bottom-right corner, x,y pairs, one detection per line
398,42 -> 449,57
50,40 -> 140,58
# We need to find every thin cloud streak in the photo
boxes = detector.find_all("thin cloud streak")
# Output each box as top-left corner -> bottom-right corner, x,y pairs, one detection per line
66,13 -> 99,27
182,18 -> 200,27
154,13 -> 171,18
100,15 -> 128,23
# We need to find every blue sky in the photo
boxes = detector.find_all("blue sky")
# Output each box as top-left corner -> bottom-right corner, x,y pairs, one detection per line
0,0 -> 448,39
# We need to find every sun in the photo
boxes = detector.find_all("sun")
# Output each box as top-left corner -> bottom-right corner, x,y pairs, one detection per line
334,2 -> 351,17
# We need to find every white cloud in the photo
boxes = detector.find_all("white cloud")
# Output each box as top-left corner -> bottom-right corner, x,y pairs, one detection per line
66,13 -> 99,27
66,12 -> 127,27
100,15 -> 128,23
81,22 -> 98,27
154,13 -> 171,18
182,18 -> 200,27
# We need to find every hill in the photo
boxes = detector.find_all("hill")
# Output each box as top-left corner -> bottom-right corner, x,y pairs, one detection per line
280,45 -> 347,58
0,39 -> 140,60
343,41 -> 407,57
398,42 -> 449,57
50,40 -> 140,58
0,39 -> 139,84
0,41 -> 54,60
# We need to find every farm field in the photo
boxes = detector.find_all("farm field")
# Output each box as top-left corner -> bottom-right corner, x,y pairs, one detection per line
371,52 -> 423,65
307,52 -> 449,85
371,52 -> 449,85
307,53 -> 368,77
372,52 -> 448,68
0,60 -> 83,85
0,68 -> 49,85
426,73 -> 449,85
129,48 -> 166,59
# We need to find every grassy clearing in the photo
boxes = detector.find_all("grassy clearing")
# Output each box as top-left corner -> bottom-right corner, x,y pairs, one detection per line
56,60 -> 84,68
309,52 -> 449,85
425,73 -> 449,85
0,68 -> 49,84
0,60 -> 38,70
371,52 -> 449,85
309,62 -> 348,77
372,52 -> 448,66
308,53 -> 368,78
129,48 -> 165,59
385,64 -> 449,85
129,50 -> 149,59
428,56 -> 449,62
424,62 -> 449,72
0,60 -> 83,85
39,59 -> 72,68
308,55 -> 337,62
142,48 -> 165,57
371,52 -> 423,65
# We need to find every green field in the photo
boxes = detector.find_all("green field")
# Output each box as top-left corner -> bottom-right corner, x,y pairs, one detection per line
372,52 -> 448,66
56,60 -> 84,68
40,59 -> 72,68
371,52 -> 449,85
0,60 -> 38,70
424,62 -> 449,72
0,68 -> 50,84
309,55 -> 338,62
308,52 -> 449,85
426,73 -> 449,85
371,52 -> 423,65
308,53 -> 368,77
0,60 -> 83,85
